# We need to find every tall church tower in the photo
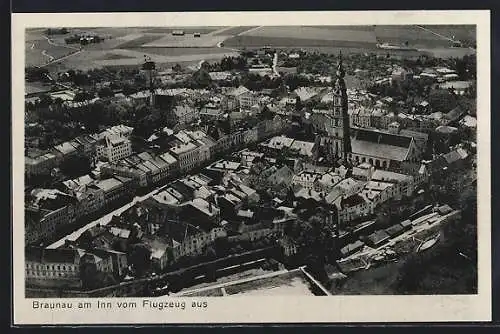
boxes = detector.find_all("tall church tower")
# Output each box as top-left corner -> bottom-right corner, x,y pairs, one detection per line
330,53 -> 352,162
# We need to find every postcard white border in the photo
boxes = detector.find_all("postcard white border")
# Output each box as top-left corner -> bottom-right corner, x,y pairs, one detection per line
12,10 -> 491,324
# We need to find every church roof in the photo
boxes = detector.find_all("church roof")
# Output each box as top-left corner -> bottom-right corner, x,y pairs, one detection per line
351,139 -> 410,161
351,128 -> 413,161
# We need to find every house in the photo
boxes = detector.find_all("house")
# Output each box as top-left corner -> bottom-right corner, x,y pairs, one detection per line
325,178 -> 365,205
93,248 -> 128,278
385,224 -> 405,238
352,162 -> 375,180
314,171 -> 342,193
25,189 -> 77,244
371,169 -> 414,198
144,235 -> 173,271
199,103 -> 224,121
338,193 -> 373,223
94,176 -> 135,207
442,147 -> 469,170
81,251 -> 114,274
366,230 -> 391,248
25,247 -> 83,288
172,104 -> 199,125
292,171 -> 319,190
340,240 -> 365,258
223,86 -> 259,111
266,165 -> 294,188
96,135 -> 132,163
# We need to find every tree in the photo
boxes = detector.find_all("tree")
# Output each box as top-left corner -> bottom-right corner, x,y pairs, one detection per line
190,69 -> 212,88
128,243 -> 152,277
26,66 -> 50,82
37,94 -> 53,108
122,83 -> 136,96
172,63 -> 182,72
98,87 -> 114,98
60,155 -> 91,178
73,91 -> 94,102
428,89 -> 457,112
285,208 -> 340,280
84,100 -> 105,132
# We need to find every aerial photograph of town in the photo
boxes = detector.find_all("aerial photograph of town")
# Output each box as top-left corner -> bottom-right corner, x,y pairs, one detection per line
24,25 -> 477,298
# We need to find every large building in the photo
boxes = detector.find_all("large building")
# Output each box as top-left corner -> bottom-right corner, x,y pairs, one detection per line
315,55 -> 423,170
315,55 -> 352,163
96,135 -> 133,163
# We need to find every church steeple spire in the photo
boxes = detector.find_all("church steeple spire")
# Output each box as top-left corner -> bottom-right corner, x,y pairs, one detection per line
330,52 -> 351,164
336,51 -> 345,79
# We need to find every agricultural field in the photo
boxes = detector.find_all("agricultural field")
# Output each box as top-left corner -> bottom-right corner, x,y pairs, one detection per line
373,25 -> 456,48
419,25 -> 476,42
25,25 -> 476,74
240,26 -> 377,43
140,34 -> 230,48
144,27 -> 224,34
212,26 -> 259,36
25,27 -> 239,73
25,37 -> 79,67
136,47 -> 235,57
223,35 -> 377,49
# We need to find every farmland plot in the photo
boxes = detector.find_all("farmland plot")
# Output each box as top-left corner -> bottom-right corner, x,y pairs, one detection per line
145,27 -> 224,34
418,25 -> 476,42
142,35 -> 229,48
223,35 -> 377,48
212,26 -> 259,36
25,39 -> 77,67
240,26 -> 377,43
373,25 -> 453,48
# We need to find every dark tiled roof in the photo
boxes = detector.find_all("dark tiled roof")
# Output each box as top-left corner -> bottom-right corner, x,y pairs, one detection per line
351,128 -> 412,161
341,194 -> 365,208
445,105 -> 465,122
443,150 -> 464,164
354,128 -> 411,148
25,247 -> 44,262
385,224 -> 404,237
43,248 -> 79,264
367,230 -> 390,246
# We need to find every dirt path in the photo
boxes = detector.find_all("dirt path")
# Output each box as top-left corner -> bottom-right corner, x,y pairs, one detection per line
415,25 -> 476,51
238,26 -> 264,36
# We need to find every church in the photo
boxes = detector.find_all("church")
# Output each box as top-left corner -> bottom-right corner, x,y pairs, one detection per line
313,55 -> 422,170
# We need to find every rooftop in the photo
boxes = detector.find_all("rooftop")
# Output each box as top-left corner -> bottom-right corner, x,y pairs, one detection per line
170,142 -> 198,155
94,177 -> 123,192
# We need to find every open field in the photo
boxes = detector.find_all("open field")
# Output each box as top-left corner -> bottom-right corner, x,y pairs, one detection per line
144,27 -> 224,34
114,34 -> 167,48
224,35 -> 377,48
141,34 -> 229,48
137,47 -> 236,56
224,25 -> 476,54
25,25 -> 476,73
311,25 -> 376,32
419,25 -> 476,42
212,26 -> 259,36
25,38 -> 78,67
39,47 -> 238,72
240,26 -> 377,43
374,25 -> 456,48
